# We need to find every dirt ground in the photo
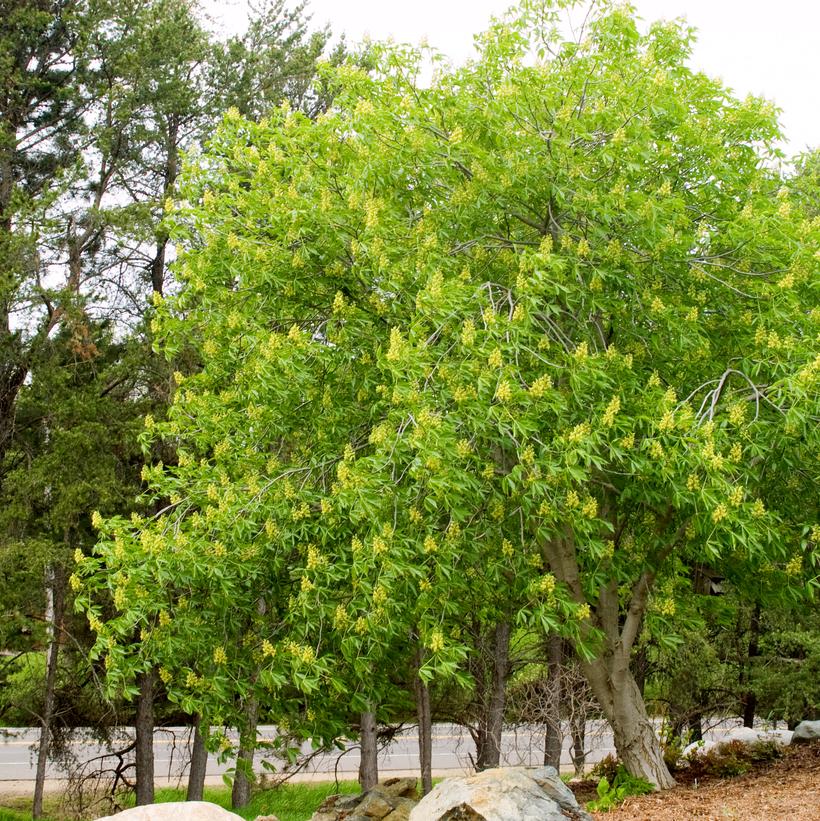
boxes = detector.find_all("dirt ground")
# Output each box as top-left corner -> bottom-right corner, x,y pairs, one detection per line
578,741 -> 820,820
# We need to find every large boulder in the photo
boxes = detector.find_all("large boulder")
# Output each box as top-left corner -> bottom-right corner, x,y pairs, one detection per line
791,720 -> 820,744
95,802 -> 245,821
683,726 -> 793,758
408,767 -> 591,821
310,777 -> 419,821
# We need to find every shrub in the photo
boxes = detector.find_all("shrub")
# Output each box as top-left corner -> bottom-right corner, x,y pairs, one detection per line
587,765 -> 654,812
686,739 -> 783,779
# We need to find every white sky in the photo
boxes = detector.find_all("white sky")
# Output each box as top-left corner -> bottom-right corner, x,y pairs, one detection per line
206,0 -> 819,155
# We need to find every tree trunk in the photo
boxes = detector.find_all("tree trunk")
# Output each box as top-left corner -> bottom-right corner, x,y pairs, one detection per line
358,709 -> 378,792
186,716 -> 208,801
742,605 -> 760,728
581,653 -> 675,789
475,621 -> 510,771
570,702 -> 586,778
689,712 -> 703,743
543,634 -> 563,769
32,565 -> 63,819
413,647 -> 433,795
135,669 -> 155,805
231,696 -> 258,809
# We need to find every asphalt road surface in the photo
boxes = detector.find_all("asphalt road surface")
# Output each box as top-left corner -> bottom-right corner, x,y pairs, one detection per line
1,722 -> 615,788
1,718 -> 756,789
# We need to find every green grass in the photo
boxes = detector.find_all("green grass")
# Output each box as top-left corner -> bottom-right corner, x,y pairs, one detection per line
153,781 -> 360,821
0,781 -> 361,821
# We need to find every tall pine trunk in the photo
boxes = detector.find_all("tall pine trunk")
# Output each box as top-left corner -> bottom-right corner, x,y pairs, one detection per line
186,716 -> 208,801
135,670 -> 155,805
358,709 -> 378,792
32,565 -> 63,820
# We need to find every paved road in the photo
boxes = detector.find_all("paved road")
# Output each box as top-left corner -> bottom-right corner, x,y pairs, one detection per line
0,722 -> 614,788
1,717 -> 757,789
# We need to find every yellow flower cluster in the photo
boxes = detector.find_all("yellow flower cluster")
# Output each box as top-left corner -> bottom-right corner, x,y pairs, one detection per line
291,503 -> 310,522
306,544 -> 323,570
372,535 -> 388,556
728,402 -> 747,426
751,499 -> 766,518
287,642 -> 315,665
213,646 -> 227,665
461,319 -> 476,346
333,605 -> 350,630
580,496 -> 598,519
728,486 -> 744,507
712,503 -> 728,524
603,396 -> 620,427
456,439 -> 472,458
538,574 -> 556,595
423,535 -> 438,554
488,348 -> 503,369
502,539 -> 514,558
495,380 -> 512,402
185,671 -> 203,689
529,374 -> 552,397
386,327 -> 405,361
620,432 -> 635,450
428,629 -> 445,653
568,422 -> 590,444
648,440 -> 664,460
785,556 -> 802,576
490,499 -> 505,521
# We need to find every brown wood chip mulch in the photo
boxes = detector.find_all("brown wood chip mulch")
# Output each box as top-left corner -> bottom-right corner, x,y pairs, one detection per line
578,742 -> 820,821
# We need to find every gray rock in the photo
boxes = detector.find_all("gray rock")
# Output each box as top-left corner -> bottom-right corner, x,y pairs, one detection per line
357,791 -> 396,818
384,797 -> 417,821
683,726 -> 793,757
791,720 -> 820,743
408,767 -> 591,821
96,802 -> 244,821
381,777 -> 419,799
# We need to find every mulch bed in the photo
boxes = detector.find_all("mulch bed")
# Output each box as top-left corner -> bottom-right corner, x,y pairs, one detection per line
574,742 -> 820,820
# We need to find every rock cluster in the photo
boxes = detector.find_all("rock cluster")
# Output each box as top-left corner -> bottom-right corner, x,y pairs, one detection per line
791,720 -> 820,743
682,726 -> 793,757
409,766 -> 592,821
310,777 -> 418,821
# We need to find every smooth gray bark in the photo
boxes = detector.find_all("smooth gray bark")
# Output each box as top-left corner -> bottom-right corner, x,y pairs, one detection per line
231,696 -> 258,809
475,621 -> 511,771
186,716 -> 208,801
543,634 -> 563,769
413,646 -> 433,795
358,709 -> 379,791
135,670 -> 156,805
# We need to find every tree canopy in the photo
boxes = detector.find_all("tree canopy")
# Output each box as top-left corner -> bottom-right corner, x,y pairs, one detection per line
77,0 -> 819,790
